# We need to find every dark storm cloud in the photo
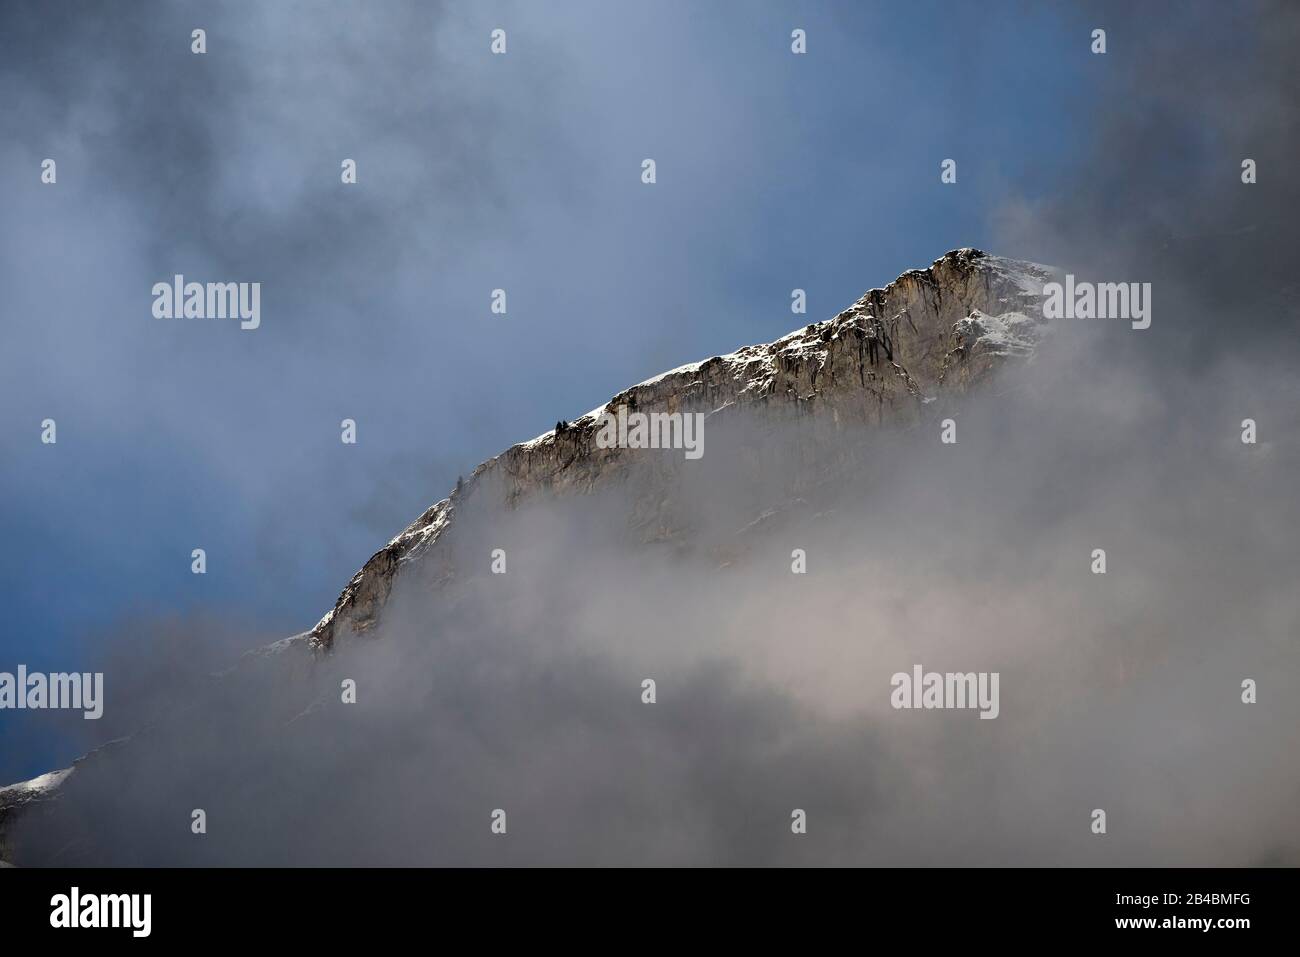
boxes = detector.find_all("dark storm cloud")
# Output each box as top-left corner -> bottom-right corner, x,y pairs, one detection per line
0,1 -> 510,286
995,0 -> 1300,363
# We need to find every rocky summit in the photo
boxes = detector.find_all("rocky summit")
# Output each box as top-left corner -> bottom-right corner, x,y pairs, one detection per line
303,248 -> 1054,652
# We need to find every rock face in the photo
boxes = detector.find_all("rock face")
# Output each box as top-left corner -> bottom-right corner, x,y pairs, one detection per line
0,248 -> 1054,862
305,248 -> 1054,651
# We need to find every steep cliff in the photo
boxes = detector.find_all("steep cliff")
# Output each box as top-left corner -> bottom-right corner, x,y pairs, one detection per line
303,248 -> 1053,651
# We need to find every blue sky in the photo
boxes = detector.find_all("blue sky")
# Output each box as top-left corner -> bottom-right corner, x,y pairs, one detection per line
0,1 -> 1172,779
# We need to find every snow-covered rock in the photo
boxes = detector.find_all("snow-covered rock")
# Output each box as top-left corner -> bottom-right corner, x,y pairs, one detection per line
303,248 -> 1054,651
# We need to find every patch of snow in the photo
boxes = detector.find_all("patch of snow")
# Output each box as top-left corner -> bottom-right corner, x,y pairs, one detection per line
956,309 -> 1041,357
0,767 -> 73,798
981,255 -> 1060,298
634,359 -> 707,388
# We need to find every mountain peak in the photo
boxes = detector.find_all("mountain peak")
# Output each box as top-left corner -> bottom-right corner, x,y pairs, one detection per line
304,249 -> 1054,651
